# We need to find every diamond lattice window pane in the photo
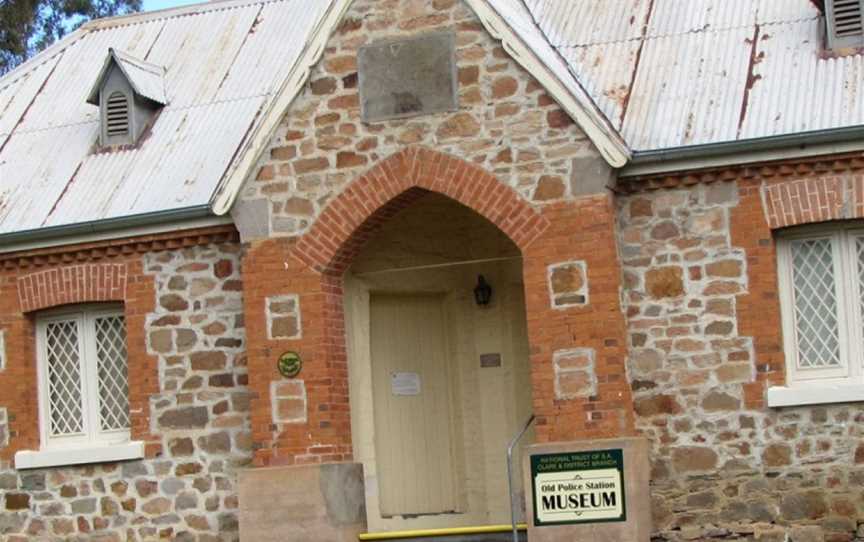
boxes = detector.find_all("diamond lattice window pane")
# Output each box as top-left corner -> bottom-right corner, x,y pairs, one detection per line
94,315 -> 130,431
790,238 -> 842,369
45,320 -> 84,436
856,236 -> 864,345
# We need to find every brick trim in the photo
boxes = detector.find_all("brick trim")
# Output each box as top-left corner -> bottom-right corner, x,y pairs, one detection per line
17,263 -> 128,313
762,175 -> 864,229
294,146 -> 550,275
0,225 -> 238,270
620,153 -> 864,193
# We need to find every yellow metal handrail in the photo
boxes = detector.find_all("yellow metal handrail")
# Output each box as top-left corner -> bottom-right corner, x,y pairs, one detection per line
358,523 -> 528,540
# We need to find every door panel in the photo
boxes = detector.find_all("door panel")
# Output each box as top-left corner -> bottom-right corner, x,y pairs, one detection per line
370,293 -> 460,516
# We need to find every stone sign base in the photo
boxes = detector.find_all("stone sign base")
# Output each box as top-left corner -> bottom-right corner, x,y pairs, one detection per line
239,462 -> 366,542
524,437 -> 651,542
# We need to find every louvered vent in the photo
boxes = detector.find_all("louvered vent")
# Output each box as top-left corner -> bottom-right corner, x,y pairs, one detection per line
105,91 -> 130,137
827,0 -> 864,49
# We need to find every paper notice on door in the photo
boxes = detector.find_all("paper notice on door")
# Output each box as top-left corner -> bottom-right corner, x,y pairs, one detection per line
391,372 -> 421,396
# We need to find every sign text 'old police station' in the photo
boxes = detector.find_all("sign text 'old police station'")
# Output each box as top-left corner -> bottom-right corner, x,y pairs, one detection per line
530,449 -> 626,526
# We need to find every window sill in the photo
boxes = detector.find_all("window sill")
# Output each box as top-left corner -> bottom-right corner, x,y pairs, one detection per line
767,384 -> 864,408
14,441 -> 144,470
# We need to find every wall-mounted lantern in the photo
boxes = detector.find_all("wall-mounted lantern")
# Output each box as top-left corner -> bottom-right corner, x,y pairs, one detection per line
474,275 -> 492,307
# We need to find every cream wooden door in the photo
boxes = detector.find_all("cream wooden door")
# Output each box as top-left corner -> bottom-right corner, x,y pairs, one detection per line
370,293 -> 460,516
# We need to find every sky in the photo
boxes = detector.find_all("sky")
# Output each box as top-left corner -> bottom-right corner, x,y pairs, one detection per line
142,0 -> 204,12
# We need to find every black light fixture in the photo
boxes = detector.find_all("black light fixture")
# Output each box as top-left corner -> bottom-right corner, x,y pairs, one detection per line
474,275 -> 492,306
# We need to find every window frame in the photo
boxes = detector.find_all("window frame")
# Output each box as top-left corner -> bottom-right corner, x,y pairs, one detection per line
35,304 -> 131,451
777,223 -> 864,388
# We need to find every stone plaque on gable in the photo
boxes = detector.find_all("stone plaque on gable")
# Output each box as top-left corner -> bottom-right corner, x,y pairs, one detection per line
358,32 -> 458,123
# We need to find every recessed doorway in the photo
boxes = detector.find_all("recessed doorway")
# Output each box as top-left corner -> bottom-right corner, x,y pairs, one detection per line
344,192 -> 534,533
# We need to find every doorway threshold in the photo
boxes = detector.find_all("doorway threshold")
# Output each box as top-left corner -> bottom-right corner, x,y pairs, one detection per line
359,524 -> 527,542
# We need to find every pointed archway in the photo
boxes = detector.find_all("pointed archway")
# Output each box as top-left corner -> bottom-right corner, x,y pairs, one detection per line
293,146 -> 550,276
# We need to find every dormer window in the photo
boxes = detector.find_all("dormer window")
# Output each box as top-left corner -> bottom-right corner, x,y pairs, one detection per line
87,48 -> 167,148
825,0 -> 864,50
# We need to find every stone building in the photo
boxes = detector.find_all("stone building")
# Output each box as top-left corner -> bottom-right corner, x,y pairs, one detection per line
1,0 -> 863,541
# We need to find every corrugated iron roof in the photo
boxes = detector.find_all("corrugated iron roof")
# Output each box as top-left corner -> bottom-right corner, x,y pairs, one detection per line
0,0 -> 330,237
2,0 -> 862,240
519,0 -> 862,152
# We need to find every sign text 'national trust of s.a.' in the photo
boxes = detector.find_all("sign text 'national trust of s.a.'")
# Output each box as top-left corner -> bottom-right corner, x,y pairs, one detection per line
530,448 -> 626,526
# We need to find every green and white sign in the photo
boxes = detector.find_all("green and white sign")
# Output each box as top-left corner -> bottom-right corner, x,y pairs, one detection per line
530,449 -> 626,526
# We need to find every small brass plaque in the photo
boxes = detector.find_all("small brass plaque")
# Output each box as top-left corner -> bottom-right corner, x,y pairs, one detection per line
480,353 -> 502,368
277,351 -> 302,378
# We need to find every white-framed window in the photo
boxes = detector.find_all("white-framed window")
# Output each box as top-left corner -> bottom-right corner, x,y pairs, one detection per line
776,224 -> 864,392
36,305 -> 130,450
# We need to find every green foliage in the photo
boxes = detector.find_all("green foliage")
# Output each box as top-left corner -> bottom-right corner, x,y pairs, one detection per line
0,0 -> 142,74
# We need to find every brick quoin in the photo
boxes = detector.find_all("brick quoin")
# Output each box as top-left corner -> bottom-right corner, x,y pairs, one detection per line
244,146 -> 636,467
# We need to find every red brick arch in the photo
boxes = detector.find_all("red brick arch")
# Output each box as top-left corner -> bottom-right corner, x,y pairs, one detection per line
294,146 -> 550,275
17,263 -> 128,313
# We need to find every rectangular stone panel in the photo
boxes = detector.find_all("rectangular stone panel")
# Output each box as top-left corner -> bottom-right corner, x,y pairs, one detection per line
358,32 -> 458,122
239,463 -> 365,542
271,380 -> 307,424
547,261 -> 589,308
266,294 -> 301,340
553,348 -> 596,399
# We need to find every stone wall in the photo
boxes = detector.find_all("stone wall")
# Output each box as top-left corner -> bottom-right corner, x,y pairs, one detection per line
0,240 -> 250,541
618,179 -> 864,541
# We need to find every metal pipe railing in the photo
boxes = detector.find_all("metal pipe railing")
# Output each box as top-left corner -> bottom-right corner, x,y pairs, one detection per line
507,414 -> 535,542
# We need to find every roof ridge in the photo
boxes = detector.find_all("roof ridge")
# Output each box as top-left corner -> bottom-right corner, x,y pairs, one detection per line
0,0 -> 291,100
81,0 -> 289,31
0,28 -> 87,95
111,48 -> 164,74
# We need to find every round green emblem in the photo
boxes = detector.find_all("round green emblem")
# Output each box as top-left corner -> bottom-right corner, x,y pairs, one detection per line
277,351 -> 303,378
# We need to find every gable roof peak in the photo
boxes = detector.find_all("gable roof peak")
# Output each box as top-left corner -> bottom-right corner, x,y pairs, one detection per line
85,48 -> 167,106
